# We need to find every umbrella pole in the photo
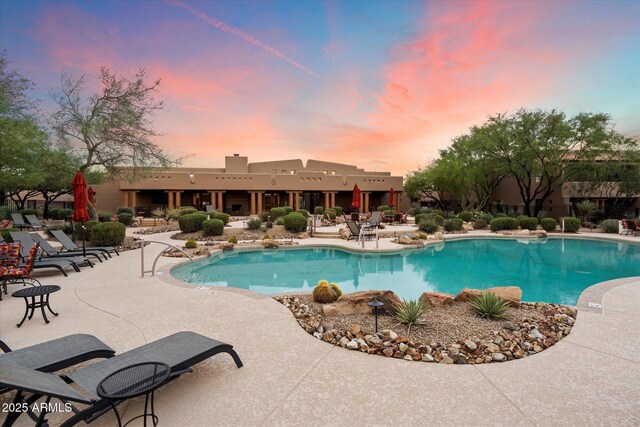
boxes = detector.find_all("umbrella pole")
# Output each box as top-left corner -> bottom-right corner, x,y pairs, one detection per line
82,221 -> 86,257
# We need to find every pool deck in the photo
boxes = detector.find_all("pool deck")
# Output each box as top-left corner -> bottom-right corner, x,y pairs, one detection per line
1,229 -> 639,426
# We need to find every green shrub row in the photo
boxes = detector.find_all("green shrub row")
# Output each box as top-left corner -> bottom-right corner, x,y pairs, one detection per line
90,222 -> 125,246
517,217 -> 538,231
117,212 -> 133,226
210,212 -> 230,225
562,217 -> 581,233
48,208 -> 74,220
283,212 -> 308,232
314,206 -> 324,215
325,208 -> 337,219
418,219 -> 439,233
296,209 -> 310,218
490,217 -> 518,231
202,219 -> 225,236
457,211 -> 473,222
270,207 -> 288,219
178,212 -> 208,233
540,217 -> 557,232
117,206 -> 134,215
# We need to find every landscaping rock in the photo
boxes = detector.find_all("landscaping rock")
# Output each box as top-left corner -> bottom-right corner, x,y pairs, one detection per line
440,356 -> 454,364
464,340 -> 477,351
454,288 -> 482,302
347,340 -> 359,350
434,232 -> 445,240
322,290 -> 401,316
397,236 -> 413,245
484,286 -> 522,307
419,292 -> 454,308
215,242 -> 235,251
491,353 -> 507,362
383,348 -> 394,357
298,232 -> 309,239
339,227 -> 350,240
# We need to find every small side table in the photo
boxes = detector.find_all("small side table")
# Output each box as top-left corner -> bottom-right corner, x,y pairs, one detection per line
11,285 -> 60,327
97,362 -> 171,427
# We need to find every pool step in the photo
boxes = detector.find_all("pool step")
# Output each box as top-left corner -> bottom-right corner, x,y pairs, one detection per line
311,230 -> 342,239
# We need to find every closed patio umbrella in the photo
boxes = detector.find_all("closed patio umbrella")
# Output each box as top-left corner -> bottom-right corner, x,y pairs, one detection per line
87,187 -> 95,204
389,188 -> 395,208
351,184 -> 361,210
72,171 -> 90,256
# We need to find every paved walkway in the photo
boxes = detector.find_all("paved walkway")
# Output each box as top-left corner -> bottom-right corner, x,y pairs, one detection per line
1,231 -> 639,426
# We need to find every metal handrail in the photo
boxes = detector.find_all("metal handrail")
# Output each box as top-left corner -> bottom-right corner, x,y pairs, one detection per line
138,239 -> 195,278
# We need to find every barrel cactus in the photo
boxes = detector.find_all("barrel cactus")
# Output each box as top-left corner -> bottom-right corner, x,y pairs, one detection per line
313,280 -> 339,303
329,282 -> 343,298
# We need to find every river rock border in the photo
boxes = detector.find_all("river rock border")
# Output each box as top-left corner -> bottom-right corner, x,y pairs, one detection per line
275,296 -> 577,364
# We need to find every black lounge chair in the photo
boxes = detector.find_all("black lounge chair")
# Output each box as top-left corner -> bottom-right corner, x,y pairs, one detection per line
30,233 -> 105,263
51,229 -> 119,257
24,214 -> 46,230
10,213 -> 31,230
11,232 -> 93,269
10,238 -> 80,276
345,220 -> 376,241
0,332 -> 243,427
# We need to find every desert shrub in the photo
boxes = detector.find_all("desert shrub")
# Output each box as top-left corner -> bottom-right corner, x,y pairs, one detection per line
325,208 -> 337,219
517,217 -> 538,231
418,219 -> 439,233
541,217 -> 557,232
97,210 -> 113,221
332,206 -> 343,216
383,209 -> 397,216
494,213 -> 508,218
601,219 -> 619,233
262,234 -> 272,240
470,292 -> 510,319
427,213 -> 445,226
178,206 -> 198,215
562,217 -> 581,233
457,211 -> 473,222
0,206 -> 10,220
178,212 -> 208,233
19,208 -> 39,217
536,210 -> 548,221
117,213 -> 133,226
202,219 -> 224,236
270,207 -> 287,219
283,212 -> 308,232
444,218 -> 463,232
314,206 -> 324,215
78,220 -> 100,241
394,299 -> 427,331
211,212 -> 230,225
228,236 -> 238,244
429,209 -> 445,218
282,206 -> 293,215
265,221 -> 273,229
167,209 -> 182,220
258,212 -> 270,221
295,209 -> 310,218
418,232 -> 428,239
413,213 -> 427,224
377,205 -> 389,212
490,217 -> 517,231
274,218 -> 285,226
409,207 -> 427,216
151,208 -> 167,219
246,218 -> 262,230
312,280 -> 339,303
474,211 -> 493,222
575,200 -> 596,223
0,228 -> 17,241
90,222 -> 125,246
49,208 -> 74,220
473,218 -> 487,229
329,282 -> 342,298
117,206 -> 134,215
184,239 -> 197,249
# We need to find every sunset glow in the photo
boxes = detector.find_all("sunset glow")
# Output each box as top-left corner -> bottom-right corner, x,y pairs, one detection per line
1,0 -> 638,174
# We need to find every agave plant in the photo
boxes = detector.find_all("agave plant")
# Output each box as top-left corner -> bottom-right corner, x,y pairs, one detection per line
574,200 -> 596,224
394,299 -> 428,333
470,292 -> 510,320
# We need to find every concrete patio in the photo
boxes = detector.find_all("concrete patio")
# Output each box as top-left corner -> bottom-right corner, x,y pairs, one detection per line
1,230 -> 639,426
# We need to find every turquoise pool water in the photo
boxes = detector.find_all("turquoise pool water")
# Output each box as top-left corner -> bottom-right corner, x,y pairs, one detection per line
171,238 -> 640,305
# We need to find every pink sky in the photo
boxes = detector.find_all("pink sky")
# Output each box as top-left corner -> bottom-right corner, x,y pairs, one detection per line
2,0 -> 639,175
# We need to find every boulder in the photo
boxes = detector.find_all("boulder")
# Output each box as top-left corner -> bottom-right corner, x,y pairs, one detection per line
463,222 -> 474,231
262,239 -> 279,249
532,230 -> 548,238
397,236 -> 413,245
215,243 -> 235,251
339,227 -> 350,240
454,288 -> 483,302
322,290 -> 401,316
298,232 -> 310,239
434,232 -> 445,241
484,286 -> 522,307
419,292 -> 454,308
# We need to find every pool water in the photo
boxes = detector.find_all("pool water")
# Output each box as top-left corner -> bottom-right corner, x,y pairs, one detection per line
171,238 -> 640,305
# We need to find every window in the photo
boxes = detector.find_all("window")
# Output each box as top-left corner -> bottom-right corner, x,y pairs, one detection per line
331,171 -> 336,175
281,169 -> 286,174
290,170 -> 296,174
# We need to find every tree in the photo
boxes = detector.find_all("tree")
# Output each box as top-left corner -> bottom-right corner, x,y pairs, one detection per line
50,67 -> 181,180
477,109 -> 624,216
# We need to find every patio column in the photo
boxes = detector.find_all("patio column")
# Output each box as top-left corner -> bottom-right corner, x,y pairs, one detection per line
130,191 -> 137,212
192,193 -> 197,206
175,191 -> 182,208
330,192 -> 336,208
396,192 -> 401,210
294,192 -> 300,210
123,191 -> 129,208
257,192 -> 263,213
209,191 -> 217,210
287,192 -> 293,208
218,191 -> 224,212
166,191 -> 174,210
359,192 -> 364,213
364,192 -> 370,212
324,192 -> 330,209
249,192 -> 256,215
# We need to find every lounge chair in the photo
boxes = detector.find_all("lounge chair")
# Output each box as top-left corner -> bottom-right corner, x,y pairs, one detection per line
30,233 -> 105,263
9,239 -> 80,276
51,229 -> 119,257
0,331 -> 243,427
205,204 -> 215,213
345,221 -> 376,241
24,214 -> 45,230
10,213 -> 31,230
11,232 -> 94,269
368,211 -> 382,228
0,242 -> 40,299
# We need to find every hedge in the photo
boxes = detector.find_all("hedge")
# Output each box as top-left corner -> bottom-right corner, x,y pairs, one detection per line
178,212 -> 208,233
517,217 -> 538,231
418,219 -> 439,233
177,206 -> 198,216
211,212 -> 230,225
117,213 -> 133,226
295,209 -> 310,218
79,220 -> 100,241
314,206 -> 324,215
562,217 -> 580,233
332,206 -> 343,216
490,217 -> 518,231
325,208 -> 337,219
202,219 -> 225,236
601,219 -> 619,233
444,218 -> 463,232
246,218 -> 262,230
541,217 -> 557,232
117,206 -> 134,215
90,222 -> 125,246
282,206 -> 293,215
20,208 -> 39,217
457,211 -> 473,222
284,212 -> 308,232
270,207 -> 288,219
473,218 -> 487,229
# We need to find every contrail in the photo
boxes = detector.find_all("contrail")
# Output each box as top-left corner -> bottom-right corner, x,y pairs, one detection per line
168,0 -> 428,125
169,0 -> 327,81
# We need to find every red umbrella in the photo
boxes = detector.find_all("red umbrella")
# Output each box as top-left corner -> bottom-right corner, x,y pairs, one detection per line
72,171 -> 90,222
351,184 -> 361,209
87,186 -> 95,204
389,188 -> 395,208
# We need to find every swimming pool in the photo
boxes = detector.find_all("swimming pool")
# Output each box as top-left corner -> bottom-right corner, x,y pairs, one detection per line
170,238 -> 640,305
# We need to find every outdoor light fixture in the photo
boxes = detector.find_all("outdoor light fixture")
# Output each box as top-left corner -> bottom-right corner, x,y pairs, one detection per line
368,300 -> 384,333
189,173 -> 195,184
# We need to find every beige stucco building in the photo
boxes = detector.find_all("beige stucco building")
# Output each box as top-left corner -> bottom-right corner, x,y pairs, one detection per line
93,155 -> 407,216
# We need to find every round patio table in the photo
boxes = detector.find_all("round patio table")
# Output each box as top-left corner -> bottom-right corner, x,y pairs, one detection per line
97,362 -> 171,427
11,285 -> 60,327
